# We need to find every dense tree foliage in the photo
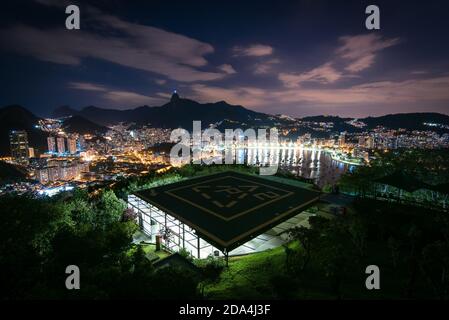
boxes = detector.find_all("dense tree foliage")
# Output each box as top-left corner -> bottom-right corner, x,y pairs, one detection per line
0,189 -> 200,299
283,198 -> 449,299
339,149 -> 449,209
341,149 -> 449,192
277,151 -> 449,299
2,160 -> 449,299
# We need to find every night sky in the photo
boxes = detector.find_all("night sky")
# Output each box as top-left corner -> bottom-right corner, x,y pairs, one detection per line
1,0 -> 449,118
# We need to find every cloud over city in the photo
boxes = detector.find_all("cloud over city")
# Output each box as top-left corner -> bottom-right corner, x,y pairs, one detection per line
232,44 -> 274,57
68,81 -> 166,106
1,1 -> 448,117
1,6 -> 229,82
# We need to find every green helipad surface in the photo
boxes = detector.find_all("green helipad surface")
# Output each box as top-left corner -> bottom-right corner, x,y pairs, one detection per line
134,171 -> 320,251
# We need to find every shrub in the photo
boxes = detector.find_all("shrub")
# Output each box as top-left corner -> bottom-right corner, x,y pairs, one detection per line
178,247 -> 194,262
199,255 -> 225,280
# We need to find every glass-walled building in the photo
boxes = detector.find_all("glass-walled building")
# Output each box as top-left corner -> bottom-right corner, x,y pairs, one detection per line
128,194 -> 221,259
128,171 -> 321,260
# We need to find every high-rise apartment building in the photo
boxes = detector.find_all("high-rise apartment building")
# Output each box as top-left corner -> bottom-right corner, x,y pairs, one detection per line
57,136 -> 66,154
9,130 -> 29,165
78,136 -> 86,151
28,147 -> 35,158
338,133 -> 346,147
67,137 -> 77,154
47,136 -> 56,153
358,136 -> 366,147
366,136 -> 375,149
